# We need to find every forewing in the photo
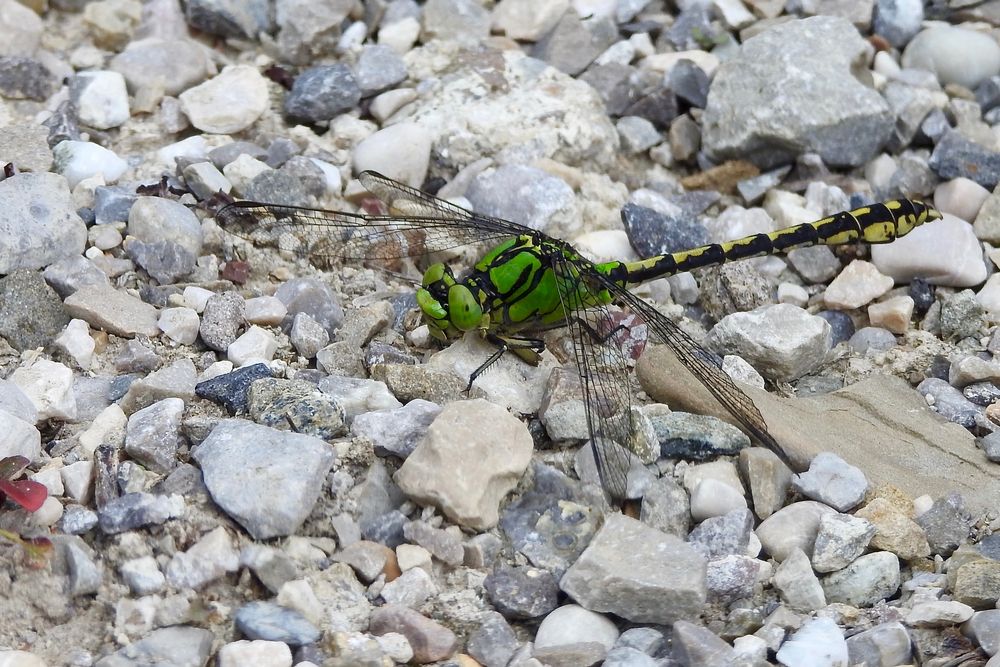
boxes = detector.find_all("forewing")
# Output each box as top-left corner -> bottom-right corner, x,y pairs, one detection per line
215,172 -> 539,264
359,170 -> 531,237
550,253 -> 638,500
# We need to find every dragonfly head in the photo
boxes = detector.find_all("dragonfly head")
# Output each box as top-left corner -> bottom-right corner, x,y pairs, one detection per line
416,263 -> 484,341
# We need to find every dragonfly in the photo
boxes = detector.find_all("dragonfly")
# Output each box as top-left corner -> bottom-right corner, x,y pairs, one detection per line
215,171 -> 942,500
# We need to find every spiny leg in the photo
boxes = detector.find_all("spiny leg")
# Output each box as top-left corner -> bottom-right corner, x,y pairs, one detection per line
465,333 -> 546,393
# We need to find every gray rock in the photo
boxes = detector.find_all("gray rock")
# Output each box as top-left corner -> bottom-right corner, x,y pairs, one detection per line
466,165 -> 575,235
98,492 -> 185,534
874,0 -> 923,48
738,448 -> 791,520
0,55 -> 55,100
94,627 -> 213,667
284,64 -> 361,123
184,0 -> 271,38
534,603 -> 618,666
639,475 -> 691,538
247,377 -> 347,440
234,601 -> 319,646
199,291 -> 245,352
531,10 -> 616,76
792,452 -> 868,511
193,419 -> 336,539
0,122 -> 51,173
351,399 -> 440,458
915,492 -> 972,557
275,277 -> 344,337
843,622 -> 912,666
42,256 -> 110,298
64,285 -> 159,338
705,554 -> 761,603
703,16 -> 892,168
707,304 -> 831,381
671,620 -> 736,665
466,610 -> 518,667
483,564 -> 559,620
773,547 -> 826,612
755,500 -> 837,561
560,513 -> 706,624
687,507 -> 754,560
0,173 -> 86,273
166,526 -> 239,590
401,520 -> 464,567
120,358 -> 197,414
930,130 -> 1000,190
812,512 -> 877,573
821,551 -> 901,607
124,397 -> 184,474
965,609 -> 1000,657
356,44 -> 407,96
62,537 -> 103,596
0,269 -> 69,351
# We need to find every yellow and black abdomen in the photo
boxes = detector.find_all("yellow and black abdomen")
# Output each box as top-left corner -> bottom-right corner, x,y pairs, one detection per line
612,198 -> 941,287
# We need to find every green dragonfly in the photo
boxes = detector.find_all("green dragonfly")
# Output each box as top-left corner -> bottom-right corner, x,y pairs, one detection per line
216,171 -> 941,499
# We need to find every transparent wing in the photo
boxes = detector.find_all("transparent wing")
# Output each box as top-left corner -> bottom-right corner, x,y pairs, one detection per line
215,170 -> 535,263
597,278 -> 789,465
359,171 -> 530,236
550,252 -> 640,500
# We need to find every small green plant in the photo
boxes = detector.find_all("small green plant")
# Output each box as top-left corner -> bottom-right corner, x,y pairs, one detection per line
0,455 -> 53,567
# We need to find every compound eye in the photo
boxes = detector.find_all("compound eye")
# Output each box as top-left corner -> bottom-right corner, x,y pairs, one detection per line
448,285 -> 483,331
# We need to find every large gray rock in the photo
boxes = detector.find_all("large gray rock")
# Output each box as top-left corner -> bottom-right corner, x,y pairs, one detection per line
0,173 -> 86,273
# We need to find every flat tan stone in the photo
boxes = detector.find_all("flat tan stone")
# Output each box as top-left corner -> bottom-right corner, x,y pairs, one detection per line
637,347 -> 999,516
64,284 -> 159,337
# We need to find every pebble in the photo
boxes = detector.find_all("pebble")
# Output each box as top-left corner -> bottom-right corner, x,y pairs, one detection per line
845,621 -> 912,667
284,64 -> 361,123
689,478 -> 747,522
158,307 -> 200,345
738,448 -> 791,520
192,419 -> 336,539
773,548 -> 826,612
872,211 -> 987,287
228,325 -> 278,366
706,304 -> 831,381
70,70 -> 130,130
867,295 -> 914,335
918,377 -> 982,429
703,16 -> 891,168
822,550 -> 901,607
289,312 -> 328,359
182,71 -> 266,134
166,526 -> 240,590
0,173 -> 87,273
234,601 -> 319,647
930,130 -> 1000,192
200,291 -> 245,352
811,512 -> 877,573
369,604 -> 458,664
355,44 -> 407,96
120,357 -> 197,414
350,399 -> 439,458
0,55 -> 55,100
775,616 -> 848,667
483,564 -> 559,620
96,626 -> 213,666
823,259 -> 894,309
561,513 -> 706,623
755,501 -> 836,561
934,177 -> 990,222
11,358 -> 77,422
353,122 -> 432,188
98,491 -> 185,534
0,269 -> 70,352
791,452 -> 868,512
125,397 -> 184,474
52,140 -> 128,188
534,604 -> 619,665
902,26 -> 1000,89
217,640 -> 292,667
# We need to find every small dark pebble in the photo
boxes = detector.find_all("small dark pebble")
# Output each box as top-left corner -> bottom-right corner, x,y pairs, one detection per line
818,310 -> 856,346
963,381 -> 1000,406
909,277 -> 935,316
195,362 -> 273,414
483,565 -> 560,620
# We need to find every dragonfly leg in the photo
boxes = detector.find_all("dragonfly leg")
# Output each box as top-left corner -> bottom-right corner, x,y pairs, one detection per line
465,334 -> 546,393
573,316 -> 629,345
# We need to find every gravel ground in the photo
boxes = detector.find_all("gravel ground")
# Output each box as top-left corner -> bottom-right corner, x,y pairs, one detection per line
2,0 -> 1000,666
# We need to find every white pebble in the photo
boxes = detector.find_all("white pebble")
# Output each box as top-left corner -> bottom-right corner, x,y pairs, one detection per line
871,213 -> 987,288
73,70 -> 130,130
182,285 -> 214,312
777,282 -> 808,307
53,140 -> 128,188
217,640 -> 292,667
89,224 -> 123,250
227,325 -> 278,366
245,296 -> 287,326
352,121 -> 431,187
934,177 -> 989,222
824,260 -> 894,309
32,496 -> 63,527
690,478 -> 748,522
61,460 -> 94,503
10,359 -> 77,422
179,65 -> 270,134
156,136 -> 209,167
868,295 -> 914,335
158,307 -> 200,345
223,154 -> 271,196
54,318 -> 95,369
